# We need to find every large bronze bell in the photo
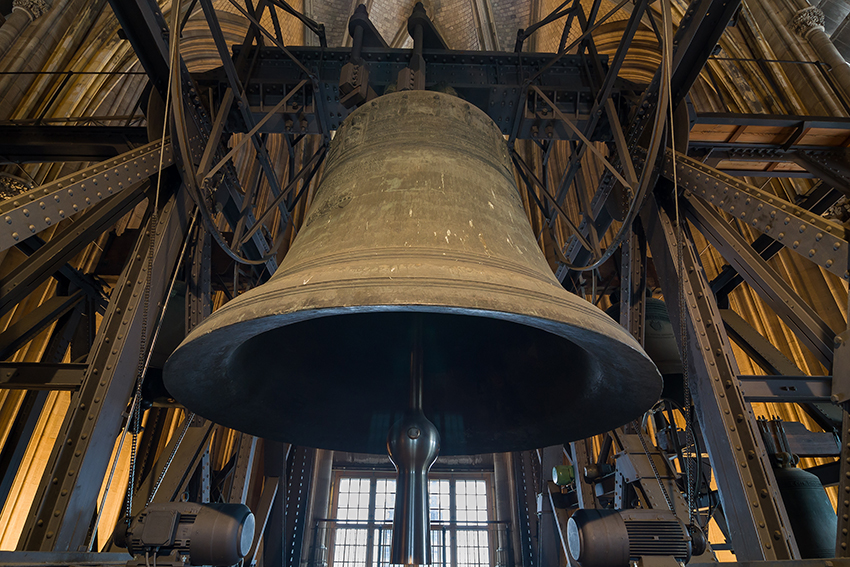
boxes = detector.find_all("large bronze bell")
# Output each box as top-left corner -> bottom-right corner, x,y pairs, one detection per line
164,90 -> 661,563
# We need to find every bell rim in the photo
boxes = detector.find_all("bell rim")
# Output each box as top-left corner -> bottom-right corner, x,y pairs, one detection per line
165,299 -> 662,455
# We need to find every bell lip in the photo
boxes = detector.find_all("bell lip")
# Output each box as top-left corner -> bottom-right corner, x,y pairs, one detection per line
164,302 -> 662,455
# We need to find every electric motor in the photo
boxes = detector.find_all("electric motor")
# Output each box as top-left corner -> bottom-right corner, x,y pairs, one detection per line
567,509 -> 702,567
114,502 -> 255,566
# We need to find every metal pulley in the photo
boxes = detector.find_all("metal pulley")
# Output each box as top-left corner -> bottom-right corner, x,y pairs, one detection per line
164,89 -> 662,564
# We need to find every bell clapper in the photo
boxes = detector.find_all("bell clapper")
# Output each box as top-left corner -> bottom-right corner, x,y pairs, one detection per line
388,315 -> 440,565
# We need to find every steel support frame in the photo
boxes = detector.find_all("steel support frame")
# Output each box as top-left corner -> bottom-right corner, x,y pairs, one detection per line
642,196 -> 799,560
109,0 -> 278,277
197,0 -> 292,228
559,0 -> 742,286
20,187 -> 194,551
0,183 -> 148,319
0,141 -> 172,252
551,0 -> 646,205
684,195 -> 836,368
710,182 -> 842,300
663,150 -> 849,281
196,47 -> 607,140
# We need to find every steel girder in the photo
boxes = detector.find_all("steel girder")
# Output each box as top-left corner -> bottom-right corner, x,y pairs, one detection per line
710,182 -> 842,300
661,150 -> 848,282
19,187 -> 194,551
0,363 -> 87,391
684,195 -> 836,368
643,196 -> 799,560
0,140 -> 172,252
836,409 -> 850,555
0,126 -> 148,164
0,181 -> 149,318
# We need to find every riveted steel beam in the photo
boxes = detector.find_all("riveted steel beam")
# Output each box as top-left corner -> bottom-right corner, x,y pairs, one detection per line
0,126 -> 148,164
711,183 -> 842,300
737,375 -> 832,403
0,140 -> 172,252
0,292 -> 84,360
619,218 -> 647,342
643,196 -> 799,560
836,408 -> 850,555
685,195 -> 836,368
0,363 -> 87,391
661,150 -> 848,281
20,187 -> 194,551
185,223 -> 211,334
0,182 -> 148,318
226,433 -> 258,505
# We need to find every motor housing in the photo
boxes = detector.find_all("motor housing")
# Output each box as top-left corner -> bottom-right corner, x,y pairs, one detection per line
115,502 -> 255,566
567,509 -> 700,567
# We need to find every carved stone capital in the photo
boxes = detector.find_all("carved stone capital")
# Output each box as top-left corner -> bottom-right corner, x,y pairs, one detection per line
0,174 -> 31,200
791,6 -> 825,37
11,0 -> 49,20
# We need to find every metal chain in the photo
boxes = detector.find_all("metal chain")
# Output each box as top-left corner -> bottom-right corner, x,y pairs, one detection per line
658,0 -> 698,528
674,158 -> 697,527
518,453 -> 535,567
125,207 -> 157,523
633,421 -> 675,513
147,412 -> 196,505
125,0 -> 181,523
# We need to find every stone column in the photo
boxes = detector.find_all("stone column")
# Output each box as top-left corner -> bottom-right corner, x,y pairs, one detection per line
493,452 -> 523,567
792,5 -> 850,102
300,449 -> 334,567
0,0 -> 50,59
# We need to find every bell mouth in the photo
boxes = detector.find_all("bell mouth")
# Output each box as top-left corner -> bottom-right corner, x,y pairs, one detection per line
165,307 -> 658,456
